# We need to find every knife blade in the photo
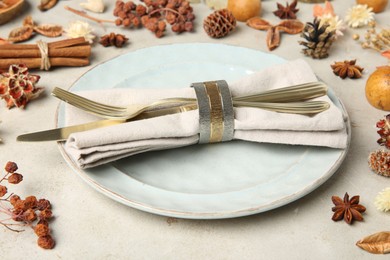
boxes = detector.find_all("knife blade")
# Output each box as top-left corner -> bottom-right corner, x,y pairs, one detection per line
17,104 -> 198,142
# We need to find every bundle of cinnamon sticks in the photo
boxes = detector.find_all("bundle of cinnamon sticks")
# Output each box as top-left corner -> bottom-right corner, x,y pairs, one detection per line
0,37 -> 91,70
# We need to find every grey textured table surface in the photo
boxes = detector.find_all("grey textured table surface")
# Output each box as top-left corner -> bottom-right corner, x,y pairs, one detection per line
0,0 -> 389,259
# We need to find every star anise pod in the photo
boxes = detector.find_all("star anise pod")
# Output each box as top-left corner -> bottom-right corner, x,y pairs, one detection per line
331,60 -> 364,79
273,0 -> 299,20
331,193 -> 366,224
99,33 -> 128,48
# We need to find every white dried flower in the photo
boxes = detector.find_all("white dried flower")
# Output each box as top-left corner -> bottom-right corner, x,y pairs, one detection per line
80,0 -> 105,13
65,21 -> 96,43
319,14 -> 345,38
345,4 -> 375,28
374,187 -> 390,212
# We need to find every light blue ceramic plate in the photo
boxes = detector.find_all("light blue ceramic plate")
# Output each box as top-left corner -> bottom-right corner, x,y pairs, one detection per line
57,43 -> 350,219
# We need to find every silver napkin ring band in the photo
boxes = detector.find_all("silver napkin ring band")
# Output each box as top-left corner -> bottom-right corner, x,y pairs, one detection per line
191,80 -> 234,144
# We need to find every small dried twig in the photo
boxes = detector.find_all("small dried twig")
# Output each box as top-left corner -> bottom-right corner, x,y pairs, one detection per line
64,6 -> 115,25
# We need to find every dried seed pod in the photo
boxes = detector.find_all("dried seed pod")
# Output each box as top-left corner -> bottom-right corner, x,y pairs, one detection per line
277,19 -> 304,34
33,25 -> 63,37
203,9 -> 236,38
38,0 -> 58,11
247,17 -> 272,30
8,26 -> 34,42
266,27 -> 280,51
368,150 -> 390,177
23,16 -> 35,28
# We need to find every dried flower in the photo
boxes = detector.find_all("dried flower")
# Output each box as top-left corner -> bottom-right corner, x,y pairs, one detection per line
80,0 -> 105,13
374,187 -> 390,212
65,21 -> 95,43
331,192 -> 366,224
377,114 -> 390,149
318,14 -> 345,38
368,149 -> 390,177
0,64 -> 44,109
345,4 -> 375,28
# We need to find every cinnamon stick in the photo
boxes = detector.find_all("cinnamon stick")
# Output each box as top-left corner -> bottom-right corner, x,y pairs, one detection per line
0,37 -> 91,70
0,45 -> 91,58
0,57 -> 90,70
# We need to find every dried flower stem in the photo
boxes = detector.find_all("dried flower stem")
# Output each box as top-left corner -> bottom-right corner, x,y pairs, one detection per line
64,6 -> 115,24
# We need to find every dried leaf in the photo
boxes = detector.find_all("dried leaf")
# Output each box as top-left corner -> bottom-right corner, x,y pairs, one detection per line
313,0 -> 335,17
23,16 -> 35,28
33,24 -> 63,37
277,20 -> 304,34
247,17 -> 272,30
8,26 -> 34,42
266,27 -> 280,51
356,231 -> 390,254
38,0 -> 58,11
382,50 -> 390,59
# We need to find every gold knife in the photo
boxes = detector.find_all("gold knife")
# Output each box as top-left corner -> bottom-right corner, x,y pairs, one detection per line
17,104 -> 198,142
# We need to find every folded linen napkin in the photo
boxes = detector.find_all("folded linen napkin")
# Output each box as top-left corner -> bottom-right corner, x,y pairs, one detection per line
64,59 -> 348,169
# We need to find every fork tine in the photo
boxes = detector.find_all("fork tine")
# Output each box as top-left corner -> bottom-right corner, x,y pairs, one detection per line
52,88 -> 126,112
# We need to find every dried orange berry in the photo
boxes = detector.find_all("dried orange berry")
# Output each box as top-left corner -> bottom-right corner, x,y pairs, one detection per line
37,235 -> 55,249
37,199 -> 51,210
34,223 -> 50,237
8,173 -> 23,184
5,161 -> 18,173
39,209 -> 52,220
0,185 -> 7,197
23,208 -> 37,222
9,194 -> 20,206
24,196 -> 38,209
13,199 -> 27,211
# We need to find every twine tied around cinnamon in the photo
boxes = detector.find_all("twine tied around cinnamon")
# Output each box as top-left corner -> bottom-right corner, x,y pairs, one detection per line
36,40 -> 51,70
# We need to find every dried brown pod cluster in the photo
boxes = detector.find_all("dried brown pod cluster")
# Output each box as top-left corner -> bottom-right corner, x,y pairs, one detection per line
0,161 -> 55,249
273,0 -> 299,19
354,21 -> 390,59
368,150 -> 390,177
331,192 -> 366,224
99,33 -> 129,47
330,60 -> 364,79
113,0 -> 195,38
7,15 -> 62,42
377,114 -> 390,149
38,0 -> 58,11
247,17 -> 304,50
203,9 -> 236,38
299,18 -> 336,59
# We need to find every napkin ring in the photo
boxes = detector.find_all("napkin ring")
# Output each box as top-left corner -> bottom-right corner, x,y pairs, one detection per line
192,80 -> 234,144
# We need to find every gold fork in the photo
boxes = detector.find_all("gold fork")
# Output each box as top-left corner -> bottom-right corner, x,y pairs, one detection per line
52,82 -> 330,120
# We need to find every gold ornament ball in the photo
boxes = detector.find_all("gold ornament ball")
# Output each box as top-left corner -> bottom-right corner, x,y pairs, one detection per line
356,0 -> 388,13
227,0 -> 261,22
365,66 -> 390,111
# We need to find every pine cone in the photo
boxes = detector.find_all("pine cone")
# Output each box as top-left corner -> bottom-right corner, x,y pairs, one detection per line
368,150 -> 390,177
99,33 -> 128,48
203,9 -> 236,38
299,18 -> 335,59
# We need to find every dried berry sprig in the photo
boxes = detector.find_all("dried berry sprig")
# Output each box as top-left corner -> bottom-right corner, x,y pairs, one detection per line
0,161 -> 55,249
376,114 -> 390,149
353,21 -> 390,59
65,0 -> 195,38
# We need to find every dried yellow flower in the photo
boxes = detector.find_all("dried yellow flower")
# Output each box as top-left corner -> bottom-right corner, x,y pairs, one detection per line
318,14 -> 345,38
375,187 -> 390,212
64,21 -> 95,43
345,4 -> 375,28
